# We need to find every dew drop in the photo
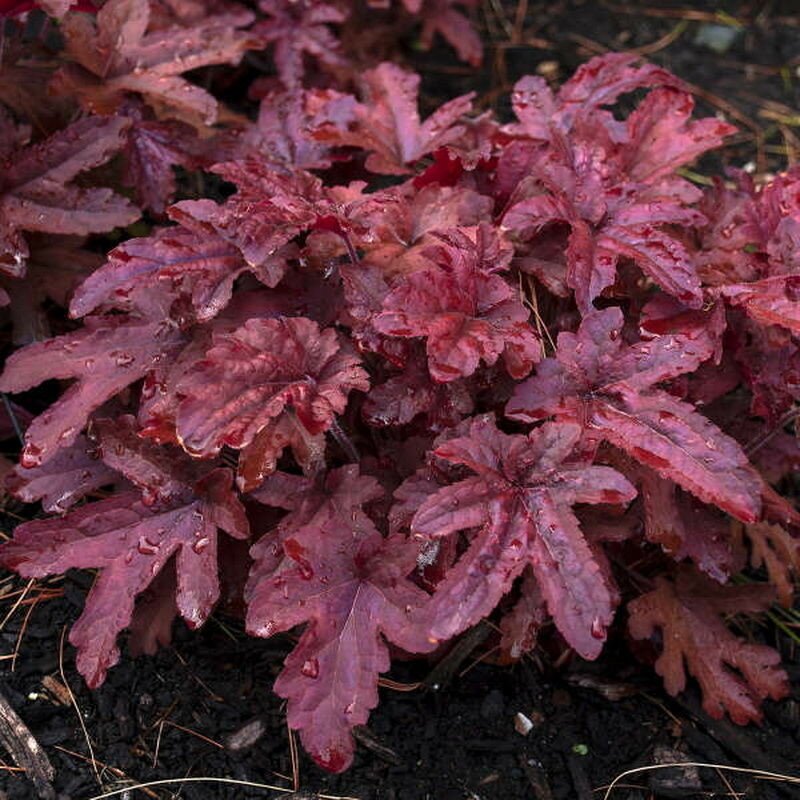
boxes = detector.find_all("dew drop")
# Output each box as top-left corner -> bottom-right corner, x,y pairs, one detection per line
57,426 -> 76,443
21,444 -> 43,468
192,537 -> 210,554
111,351 -> 136,368
301,658 -> 319,679
256,621 -> 276,637
137,536 -> 159,556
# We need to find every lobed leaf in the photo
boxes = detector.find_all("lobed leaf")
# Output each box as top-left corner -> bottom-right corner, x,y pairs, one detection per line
175,316 -> 369,468
0,469 -> 248,687
0,315 -> 184,467
507,308 -> 761,522
247,466 -> 433,771
628,569 -> 788,723
312,62 -> 474,174
411,417 -> 635,656
375,228 -> 540,381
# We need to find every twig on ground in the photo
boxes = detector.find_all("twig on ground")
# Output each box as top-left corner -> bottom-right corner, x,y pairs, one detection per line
0,686 -> 55,799
59,625 -> 101,787
352,726 -> 403,766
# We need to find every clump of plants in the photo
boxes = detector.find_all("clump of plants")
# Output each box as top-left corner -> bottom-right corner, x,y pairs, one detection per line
1,0 -> 800,774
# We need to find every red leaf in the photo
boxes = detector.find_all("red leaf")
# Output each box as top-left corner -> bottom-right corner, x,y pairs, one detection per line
0,315 -> 185,467
637,466 -> 735,582
94,415 -> 200,506
175,316 -> 369,461
121,106 -> 200,214
70,226 -> 255,323
0,469 -> 248,687
497,567 -> 547,663
411,416 -> 636,657
0,115 -> 138,276
169,164 -> 324,270
128,559 -> 178,657
507,308 -> 761,522
375,228 -> 540,381
241,88 -> 351,170
720,274 -> 800,336
699,171 -> 800,338
503,143 -> 705,312
246,466 -> 433,771
6,435 -> 116,513
363,355 -> 473,430
628,568 -> 788,724
236,415 -> 326,492
623,89 -> 737,184
53,0 -> 259,125
417,0 -> 482,66
312,62 -> 474,174
507,53 -> 685,141
737,522 -> 800,608
254,0 -> 347,87
335,184 -> 494,277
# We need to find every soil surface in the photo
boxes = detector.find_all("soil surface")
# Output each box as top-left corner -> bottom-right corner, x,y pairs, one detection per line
4,2 -> 800,799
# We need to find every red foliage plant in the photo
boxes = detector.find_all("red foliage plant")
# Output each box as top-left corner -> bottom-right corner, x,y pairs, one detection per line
2,0 -> 800,774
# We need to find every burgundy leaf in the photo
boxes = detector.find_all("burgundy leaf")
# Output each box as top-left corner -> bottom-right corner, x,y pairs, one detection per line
128,559 -> 179,657
737,522 -> 800,608
254,0 -> 347,87
363,356 -> 473,430
94,415 -> 200,506
0,315 -> 185,467
628,568 -> 788,724
0,115 -> 138,276
334,185 -> 494,277
169,164 -> 324,270
375,228 -> 540,381
507,53 -> 685,141
175,316 -> 369,462
507,308 -> 761,522
497,567 -> 547,663
502,142 -> 705,312
312,62 -> 474,174
247,466 -> 433,771
70,226 -> 255,322
719,275 -> 800,336
623,88 -> 737,184
121,110 -> 200,214
6,434 -> 116,513
0,469 -> 248,687
412,416 -> 636,657
53,0 -> 259,125
241,88 -> 351,171
637,466 -> 735,582
417,0 -> 482,66
236,415 -> 326,492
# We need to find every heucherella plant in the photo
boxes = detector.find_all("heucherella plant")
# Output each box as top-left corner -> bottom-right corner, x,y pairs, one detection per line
0,0 -> 798,772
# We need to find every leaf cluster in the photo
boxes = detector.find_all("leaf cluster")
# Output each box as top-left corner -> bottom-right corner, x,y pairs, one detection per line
1,0 -> 800,775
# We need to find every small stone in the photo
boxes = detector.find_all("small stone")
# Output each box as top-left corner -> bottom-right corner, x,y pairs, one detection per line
225,718 -> 266,752
514,712 -> 534,736
648,745 -> 702,796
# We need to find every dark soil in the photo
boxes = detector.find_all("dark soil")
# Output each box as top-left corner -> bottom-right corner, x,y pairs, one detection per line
4,2 -> 800,799
2,571 -> 800,800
